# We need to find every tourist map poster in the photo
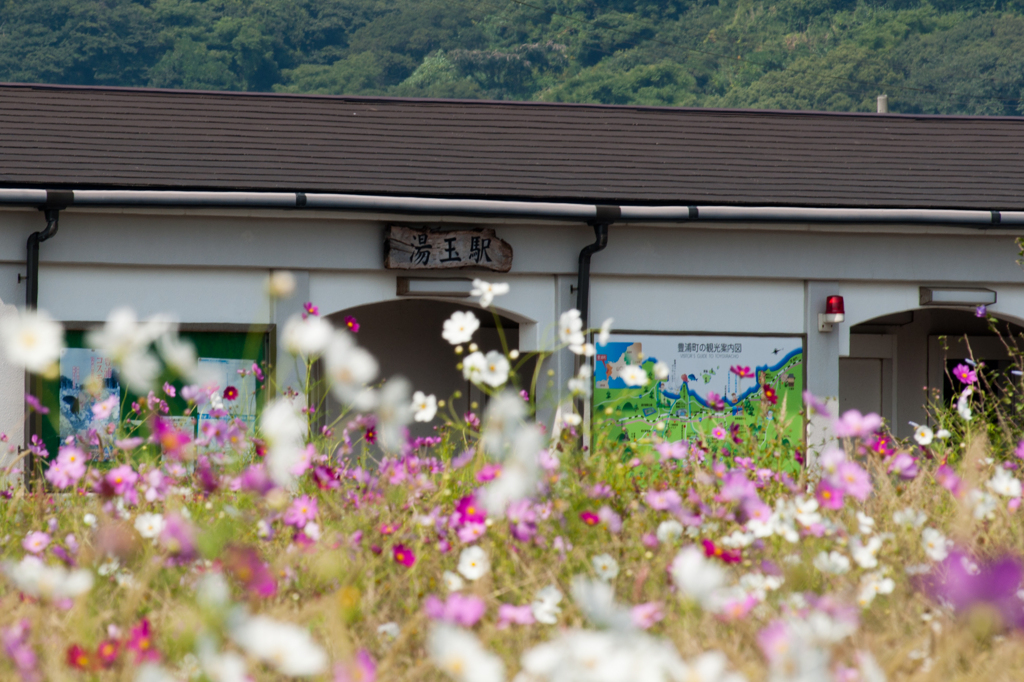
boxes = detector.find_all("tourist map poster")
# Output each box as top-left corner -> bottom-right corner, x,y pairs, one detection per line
59,348 -> 121,457
197,357 -> 258,430
594,334 -> 804,448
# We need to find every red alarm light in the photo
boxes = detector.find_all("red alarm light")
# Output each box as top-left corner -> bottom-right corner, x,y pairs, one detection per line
825,295 -> 845,316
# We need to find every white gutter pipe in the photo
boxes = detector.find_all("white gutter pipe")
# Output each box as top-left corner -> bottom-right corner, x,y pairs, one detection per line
0,188 -> 1021,226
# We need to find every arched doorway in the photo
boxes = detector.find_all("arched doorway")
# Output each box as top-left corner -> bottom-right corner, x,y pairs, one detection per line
842,307 -> 1024,437
318,299 -> 524,440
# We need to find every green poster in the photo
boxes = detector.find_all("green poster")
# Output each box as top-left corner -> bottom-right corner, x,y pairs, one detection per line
593,334 -> 804,449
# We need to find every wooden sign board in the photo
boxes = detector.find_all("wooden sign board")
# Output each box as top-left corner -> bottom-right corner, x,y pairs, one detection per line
384,226 -> 513,272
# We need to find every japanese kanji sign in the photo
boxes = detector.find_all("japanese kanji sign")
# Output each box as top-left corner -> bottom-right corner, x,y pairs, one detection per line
384,226 -> 513,272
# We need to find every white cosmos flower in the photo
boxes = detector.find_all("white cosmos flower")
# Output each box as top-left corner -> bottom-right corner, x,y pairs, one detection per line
987,467 -> 1022,498
531,585 -> 564,625
443,570 -> 465,592
457,545 -> 491,581
443,310 -> 481,345
0,308 -> 63,374
597,318 -> 614,345
479,350 -> 510,388
793,496 -> 822,527
969,489 -> 999,520
266,270 -> 297,298
851,536 -> 883,569
427,624 -> 505,682
653,362 -> 670,381
231,615 -> 328,677
591,553 -> 620,581
857,571 -> 895,608
377,622 -> 400,640
957,387 -> 973,421
569,342 -> 596,357
462,351 -> 487,383
134,513 -> 165,539
619,365 -> 648,387
478,424 -> 542,516
156,332 -> 198,380
567,364 -> 592,397
412,391 -> 438,422
260,398 -> 307,487
936,428 -> 951,439
913,425 -> 934,446
87,307 -> 171,364
325,331 -> 379,410
282,314 -> 333,357
893,507 -> 926,528
83,513 -> 97,527
922,527 -> 951,562
121,349 -> 163,392
376,377 -> 413,452
656,520 -> 683,544
856,511 -> 875,535
670,546 -> 726,608
3,555 -> 93,600
135,663 -> 181,682
200,648 -> 249,682
813,550 -> 851,575
558,309 -> 585,347
570,577 -> 633,630
470,279 -> 510,308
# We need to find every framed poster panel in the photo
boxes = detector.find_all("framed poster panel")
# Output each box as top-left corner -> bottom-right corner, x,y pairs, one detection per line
593,333 -> 805,450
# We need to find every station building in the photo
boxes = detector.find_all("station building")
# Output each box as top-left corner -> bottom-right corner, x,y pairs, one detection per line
1,82 -> 1023,460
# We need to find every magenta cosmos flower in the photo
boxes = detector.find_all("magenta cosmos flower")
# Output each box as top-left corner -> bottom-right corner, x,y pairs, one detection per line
283,495 -> 318,528
730,365 -> 754,378
343,315 -> 360,333
223,546 -> 277,597
952,363 -> 977,385
392,544 -> 416,567
105,464 -> 138,496
920,551 -> 1024,629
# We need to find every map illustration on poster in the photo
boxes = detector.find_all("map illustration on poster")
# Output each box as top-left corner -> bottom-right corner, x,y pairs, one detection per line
197,357 -> 258,430
594,334 -> 804,447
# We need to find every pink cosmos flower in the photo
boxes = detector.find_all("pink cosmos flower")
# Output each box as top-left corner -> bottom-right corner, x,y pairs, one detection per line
719,471 -> 757,503
424,593 -> 486,627
598,506 -> 623,533
655,441 -> 688,462
159,513 -> 197,563
816,480 -> 845,509
153,418 -> 191,459
476,464 -> 501,482
457,523 -> 486,543
537,449 -> 559,471
24,394 -> 48,414
105,465 -> 138,496
579,511 -> 600,526
631,602 -> 664,629
335,649 -> 375,682
642,533 -> 659,548
588,483 -> 613,499
251,363 -> 265,382
705,392 -> 726,411
224,546 -> 278,597
497,604 -> 535,629
283,495 -> 318,528
803,391 -> 831,417
1017,440 -> 1024,460
162,382 -> 176,398
833,409 -> 883,438
343,316 -> 360,334
757,620 -> 790,664
936,464 -> 965,498
455,496 -> 487,526
22,531 -> 50,554
834,460 -> 872,501
888,452 -> 919,479
508,499 -> 538,542
645,489 -> 681,511
717,593 -> 758,621
952,363 -> 977,385
127,620 -> 159,663
392,544 -> 416,567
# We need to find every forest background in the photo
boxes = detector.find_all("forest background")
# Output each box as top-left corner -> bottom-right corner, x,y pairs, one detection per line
2,0 -> 1024,115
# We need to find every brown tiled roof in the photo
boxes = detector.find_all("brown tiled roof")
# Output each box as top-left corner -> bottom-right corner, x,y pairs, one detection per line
1,82 -> 1023,210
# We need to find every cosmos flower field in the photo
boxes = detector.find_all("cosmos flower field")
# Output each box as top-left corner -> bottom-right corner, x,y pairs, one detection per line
0,275 -> 1023,682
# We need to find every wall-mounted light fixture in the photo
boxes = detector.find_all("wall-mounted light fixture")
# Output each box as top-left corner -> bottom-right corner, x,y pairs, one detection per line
818,295 -> 845,333
919,287 -> 996,307
396,277 -> 473,298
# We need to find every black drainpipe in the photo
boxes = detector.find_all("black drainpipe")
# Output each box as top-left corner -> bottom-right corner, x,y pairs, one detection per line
25,191 -> 72,309
24,191 -> 71,487
576,205 -> 619,328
